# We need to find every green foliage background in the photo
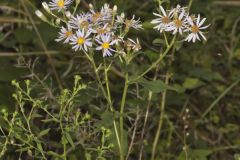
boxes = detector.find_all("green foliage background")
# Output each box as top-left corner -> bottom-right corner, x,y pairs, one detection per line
0,0 -> 240,159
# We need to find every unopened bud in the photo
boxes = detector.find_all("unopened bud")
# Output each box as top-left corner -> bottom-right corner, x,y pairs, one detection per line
89,3 -> 94,9
35,10 -> 47,21
121,12 -> 125,18
113,5 -> 117,12
56,18 -> 61,25
35,10 -> 43,18
42,2 -> 50,13
65,11 -> 71,18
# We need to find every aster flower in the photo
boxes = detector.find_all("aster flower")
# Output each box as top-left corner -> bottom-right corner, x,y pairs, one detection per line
69,13 -> 92,29
101,3 -> 114,17
185,14 -> 210,43
55,26 -> 73,43
167,10 -> 187,35
89,4 -> 113,24
125,15 -> 143,30
170,4 -> 188,16
127,38 -> 141,52
70,29 -> 92,51
96,34 -> 117,57
151,6 -> 173,32
48,0 -> 72,12
90,24 -> 112,37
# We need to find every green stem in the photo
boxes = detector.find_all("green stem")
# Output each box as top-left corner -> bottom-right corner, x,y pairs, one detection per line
103,60 -> 122,154
85,52 -> 121,156
120,72 -> 129,160
151,73 -> 170,160
202,79 -> 240,118
131,36 -> 176,83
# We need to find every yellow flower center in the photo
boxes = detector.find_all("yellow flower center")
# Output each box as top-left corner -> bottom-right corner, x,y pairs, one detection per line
77,37 -> 85,45
162,16 -> 170,24
102,42 -> 110,49
174,19 -> 183,28
57,0 -> 65,8
65,31 -> 72,37
191,25 -> 199,33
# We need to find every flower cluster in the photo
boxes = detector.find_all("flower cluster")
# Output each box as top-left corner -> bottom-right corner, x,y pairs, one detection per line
151,5 -> 210,43
39,0 -> 142,57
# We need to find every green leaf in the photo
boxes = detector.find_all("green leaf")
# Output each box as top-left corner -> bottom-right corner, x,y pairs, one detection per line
16,147 -> 33,152
61,135 -> 68,145
38,128 -> 50,138
152,38 -> 166,45
37,143 -> 44,152
137,78 -> 174,93
183,78 -> 204,89
178,149 -> 212,160
65,132 -> 75,149
85,153 -> 92,160
47,151 -> 62,158
14,28 -> 35,44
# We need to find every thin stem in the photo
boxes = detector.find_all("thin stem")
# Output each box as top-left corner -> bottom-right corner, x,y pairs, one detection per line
84,52 -> 109,103
104,59 -> 113,110
139,65 -> 160,160
131,36 -> 176,83
202,79 -> 240,118
21,0 -> 63,90
151,73 -> 170,160
120,72 -> 129,160
84,52 -> 122,156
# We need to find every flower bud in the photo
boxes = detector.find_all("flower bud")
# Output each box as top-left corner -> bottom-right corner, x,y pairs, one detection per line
65,11 -> 71,18
113,5 -> 117,12
35,10 -> 47,22
56,18 -> 61,25
42,2 -> 50,13
121,12 -> 125,19
89,3 -> 94,9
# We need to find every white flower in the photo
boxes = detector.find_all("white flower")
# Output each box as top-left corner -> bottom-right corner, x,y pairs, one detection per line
101,3 -> 113,17
127,38 -> 141,52
96,34 -> 116,57
185,14 -> 210,43
170,4 -> 188,16
167,10 -> 187,35
90,24 -> 111,37
125,15 -> 142,30
151,6 -> 173,32
70,29 -> 92,51
89,4 -> 112,24
48,0 -> 72,12
55,26 -> 73,43
69,13 -> 92,29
